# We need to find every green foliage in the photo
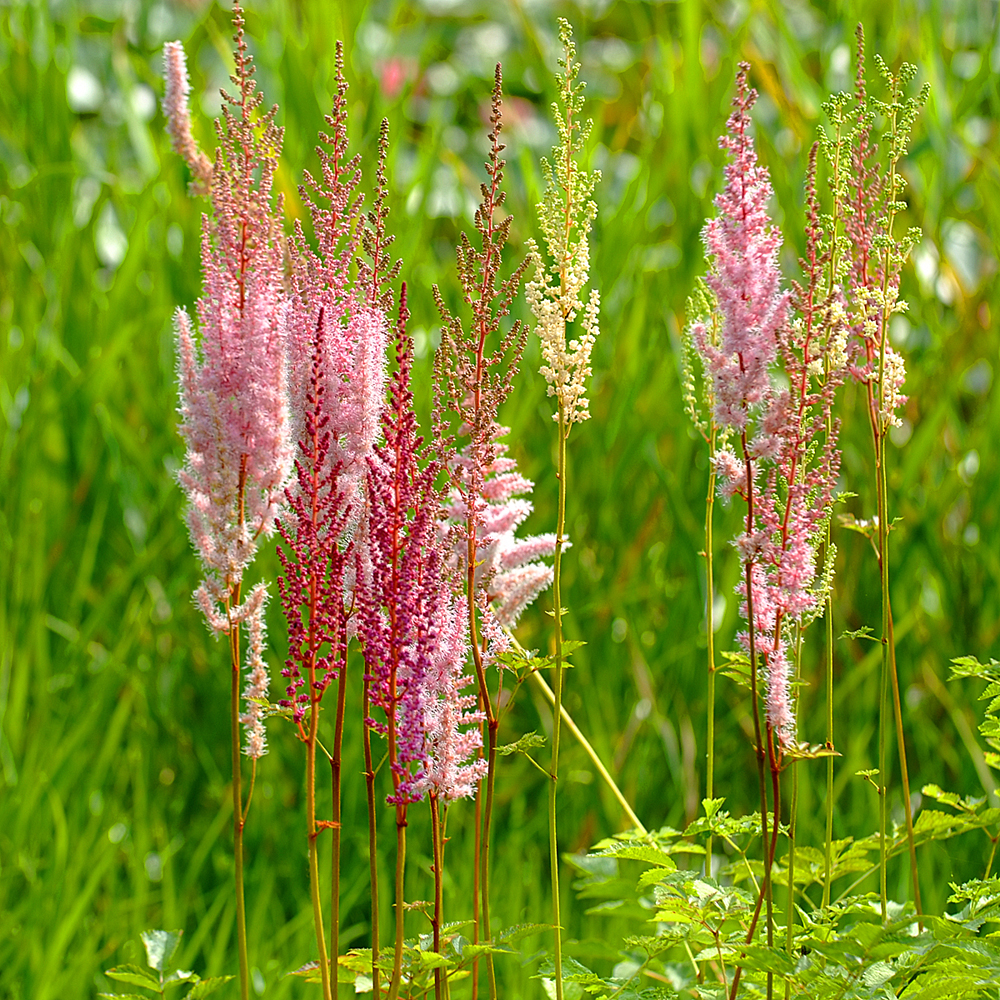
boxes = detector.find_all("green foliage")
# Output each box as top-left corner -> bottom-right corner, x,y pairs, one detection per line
101,930 -> 231,999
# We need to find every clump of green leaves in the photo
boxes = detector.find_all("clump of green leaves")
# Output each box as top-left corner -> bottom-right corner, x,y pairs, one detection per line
100,930 -> 232,999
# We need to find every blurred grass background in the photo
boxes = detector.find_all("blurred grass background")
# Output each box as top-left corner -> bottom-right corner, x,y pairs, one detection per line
1,0 -> 999,995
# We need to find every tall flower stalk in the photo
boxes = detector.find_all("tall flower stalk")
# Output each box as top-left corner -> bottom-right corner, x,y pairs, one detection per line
693,65 -> 848,1000
841,28 -> 928,919
279,42 -> 385,996
165,8 -> 292,999
432,64 -> 529,1000
526,21 -> 600,1000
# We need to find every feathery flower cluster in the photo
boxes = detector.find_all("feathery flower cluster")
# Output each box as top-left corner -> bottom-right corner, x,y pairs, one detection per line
362,294 -> 482,805
694,65 -> 847,745
239,584 -> 270,757
171,8 -> 292,757
526,19 -> 601,427
693,66 -> 789,438
840,30 -> 927,431
414,595 -> 488,803
162,41 -> 213,194
276,307 -> 388,722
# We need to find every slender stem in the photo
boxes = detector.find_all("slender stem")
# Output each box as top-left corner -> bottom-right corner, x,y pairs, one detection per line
986,835 -> 999,881
481,720 -> 499,1000
228,586 -> 250,1000
331,652 -> 349,998
729,434 -> 771,1000
873,89 -> 920,920
876,417 -> 890,923
705,425 -> 718,874
823,512 -> 835,910
785,632 -> 803,1000
431,795 -> 444,1000
471,749 -> 482,1000
528,668 -> 645,833
888,602 -> 922,917
387,806 -> 407,1000
363,678 -> 381,998
765,726 -> 781,1000
549,411 -> 568,1000
307,687 -> 333,1000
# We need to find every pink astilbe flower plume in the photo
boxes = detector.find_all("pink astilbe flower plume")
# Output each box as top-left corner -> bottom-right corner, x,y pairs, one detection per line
695,66 -> 847,747
163,41 -> 213,194
694,65 -> 789,437
361,288 -> 481,806
170,4 -> 292,758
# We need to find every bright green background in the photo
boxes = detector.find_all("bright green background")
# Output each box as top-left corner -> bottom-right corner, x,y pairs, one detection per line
1,0 -> 998,996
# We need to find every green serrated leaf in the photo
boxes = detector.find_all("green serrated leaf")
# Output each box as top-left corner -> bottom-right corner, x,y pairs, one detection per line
98,994 -> 154,999
185,977 -> 234,999
141,930 -> 182,973
498,922 -> 550,944
861,959 -> 896,987
416,951 -> 449,969
105,966 -> 160,989
594,843 -> 677,869
702,797 -> 725,819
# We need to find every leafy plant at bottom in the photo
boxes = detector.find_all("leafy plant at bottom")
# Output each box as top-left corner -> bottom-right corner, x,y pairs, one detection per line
101,930 -> 233,999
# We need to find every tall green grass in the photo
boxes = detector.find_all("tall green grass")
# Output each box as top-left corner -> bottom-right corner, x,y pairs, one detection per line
1,0 -> 998,996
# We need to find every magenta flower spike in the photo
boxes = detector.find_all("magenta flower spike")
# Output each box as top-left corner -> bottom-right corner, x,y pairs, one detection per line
361,287 -> 475,805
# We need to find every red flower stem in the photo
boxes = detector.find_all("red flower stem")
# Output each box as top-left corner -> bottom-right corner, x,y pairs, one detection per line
431,794 -> 444,1000
227,581 -> 250,1000
728,430 -> 771,1000
363,677 -> 381,998
331,651 -> 349,996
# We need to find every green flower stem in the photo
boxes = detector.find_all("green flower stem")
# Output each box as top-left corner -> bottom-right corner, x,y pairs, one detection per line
527,669 -> 645,834
549,409 -> 569,1000
431,794 -> 444,1000
728,435 -> 772,1000
387,804 -> 407,1000
875,87 -> 921,920
362,677 -> 381,999
306,679 -> 333,1000
227,584 -> 250,1000
467,526 -> 498,1000
705,425 -> 718,874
